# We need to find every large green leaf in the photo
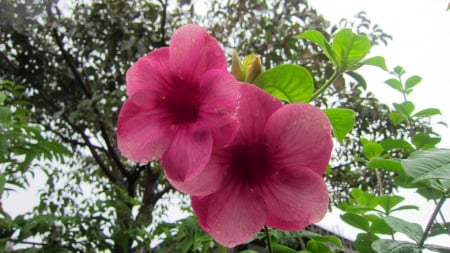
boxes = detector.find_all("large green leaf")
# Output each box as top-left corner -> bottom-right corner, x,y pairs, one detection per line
332,28 -> 371,71
383,216 -> 423,243
253,64 -> 314,102
372,239 -> 421,253
401,149 -> 450,183
323,108 -> 355,143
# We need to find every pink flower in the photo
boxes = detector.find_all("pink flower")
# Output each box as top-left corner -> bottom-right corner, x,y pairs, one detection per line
171,84 -> 333,247
117,24 -> 240,181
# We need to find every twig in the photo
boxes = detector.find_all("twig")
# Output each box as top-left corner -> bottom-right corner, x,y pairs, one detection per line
418,188 -> 450,248
264,225 -> 273,253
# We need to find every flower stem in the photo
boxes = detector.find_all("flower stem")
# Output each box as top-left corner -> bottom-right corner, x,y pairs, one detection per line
418,188 -> 450,248
264,225 -> 273,253
309,70 -> 341,102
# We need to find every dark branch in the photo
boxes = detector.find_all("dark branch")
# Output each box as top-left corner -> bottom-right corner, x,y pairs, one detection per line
158,0 -> 168,47
46,4 -> 128,178
38,91 -> 119,183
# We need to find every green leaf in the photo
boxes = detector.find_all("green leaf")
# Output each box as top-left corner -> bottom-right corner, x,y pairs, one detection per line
393,101 -> 415,117
368,157 -> 403,174
372,239 -> 421,253
351,188 -> 379,208
405,75 -> 422,90
380,138 -> 414,152
296,230 -> 343,249
0,107 -> 11,125
271,243 -> 297,253
424,244 -> 450,253
340,213 -> 370,231
0,92 -> 7,104
388,112 -> 407,125
332,28 -> 371,71
385,78 -> 403,92
390,205 -> 420,213
412,134 -> 441,150
367,215 -> 393,235
413,108 -> 441,118
323,108 -> 355,143
377,195 -> 404,214
428,222 -> 450,237
360,56 -> 388,70
363,141 -> 384,160
383,216 -> 423,243
0,174 -> 5,196
306,239 -> 333,253
402,149 -> 450,183
253,64 -> 314,102
297,30 -> 335,62
354,233 -> 379,253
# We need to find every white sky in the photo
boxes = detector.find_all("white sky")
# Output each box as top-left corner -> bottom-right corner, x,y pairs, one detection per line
3,0 -> 450,250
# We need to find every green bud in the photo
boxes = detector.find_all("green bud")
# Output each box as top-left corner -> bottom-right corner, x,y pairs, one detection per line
231,50 -> 244,81
231,51 -> 263,83
242,53 -> 262,83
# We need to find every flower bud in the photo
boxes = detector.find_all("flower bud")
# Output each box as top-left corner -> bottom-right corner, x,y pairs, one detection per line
242,53 -> 262,83
231,51 -> 263,83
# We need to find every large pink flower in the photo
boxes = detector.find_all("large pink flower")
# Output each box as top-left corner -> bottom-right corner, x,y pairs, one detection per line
117,24 -> 240,181
172,84 -> 333,247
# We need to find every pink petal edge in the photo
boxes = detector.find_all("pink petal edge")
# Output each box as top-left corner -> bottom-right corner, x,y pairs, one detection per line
192,182 -> 267,247
161,124 -> 213,182
265,103 -> 333,175
259,167 -> 329,230
169,24 -> 227,84
117,99 -> 172,163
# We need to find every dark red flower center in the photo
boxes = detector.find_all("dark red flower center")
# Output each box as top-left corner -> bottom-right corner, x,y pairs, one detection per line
229,144 -> 273,187
164,85 -> 201,124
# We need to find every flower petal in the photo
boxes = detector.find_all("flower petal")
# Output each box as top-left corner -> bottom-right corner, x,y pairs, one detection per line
126,48 -> 172,108
265,103 -> 333,175
117,100 -> 173,162
192,182 -> 267,247
161,124 -> 213,181
168,149 -> 230,196
234,84 -> 282,145
169,24 -> 227,83
258,167 -> 329,230
198,70 -> 240,147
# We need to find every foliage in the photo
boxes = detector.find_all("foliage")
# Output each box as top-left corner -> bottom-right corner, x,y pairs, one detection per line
0,0 -> 447,252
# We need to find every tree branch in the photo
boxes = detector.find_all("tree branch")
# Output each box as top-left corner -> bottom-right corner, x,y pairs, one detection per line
38,91 -> 119,183
46,4 -> 128,178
